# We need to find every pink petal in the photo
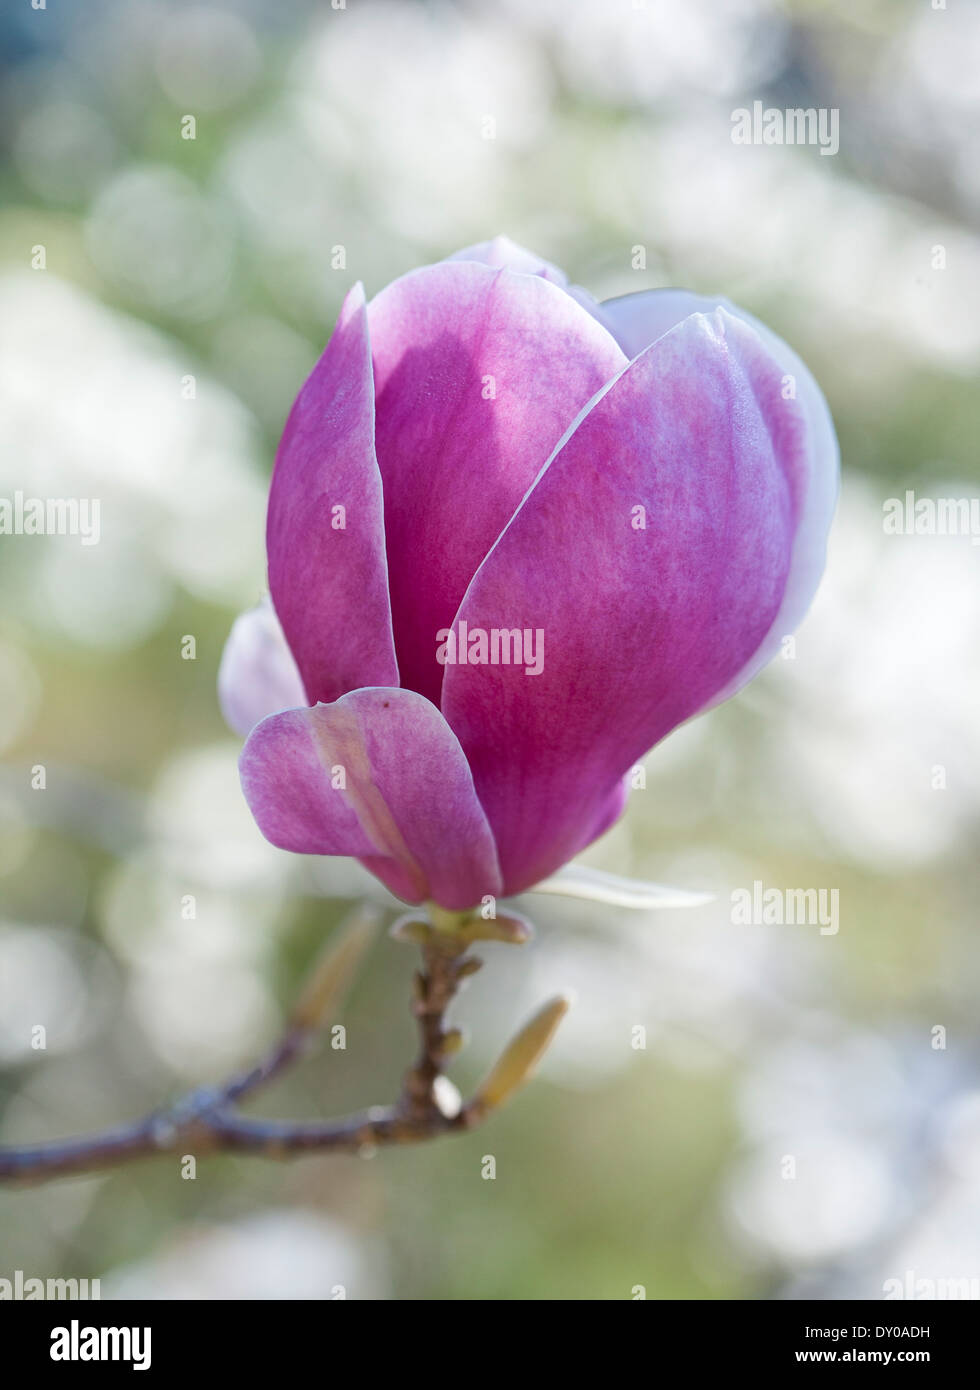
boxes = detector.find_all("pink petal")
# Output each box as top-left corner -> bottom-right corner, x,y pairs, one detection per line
446,235 -> 568,284
239,688 -> 502,910
442,309 -> 812,894
218,598 -> 307,737
267,283 -> 399,705
447,238 -> 615,345
367,259 -> 626,705
596,288 -> 839,702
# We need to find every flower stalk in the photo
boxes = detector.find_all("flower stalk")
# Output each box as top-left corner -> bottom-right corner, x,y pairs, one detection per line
0,901 -> 568,1186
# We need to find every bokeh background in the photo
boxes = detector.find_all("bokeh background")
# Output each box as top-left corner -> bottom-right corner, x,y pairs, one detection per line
1,0 -> 979,1301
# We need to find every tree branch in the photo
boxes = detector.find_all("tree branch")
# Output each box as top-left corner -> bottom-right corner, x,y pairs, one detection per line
0,903 -> 568,1186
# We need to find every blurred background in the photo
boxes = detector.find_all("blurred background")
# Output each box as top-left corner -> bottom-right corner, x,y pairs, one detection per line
1,0 -> 979,1301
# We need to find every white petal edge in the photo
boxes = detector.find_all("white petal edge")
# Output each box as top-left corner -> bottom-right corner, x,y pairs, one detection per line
218,597 -> 307,738
528,864 -> 713,910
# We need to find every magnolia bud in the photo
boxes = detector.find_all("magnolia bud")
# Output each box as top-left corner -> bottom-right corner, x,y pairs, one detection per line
470,994 -> 572,1116
290,906 -> 379,1029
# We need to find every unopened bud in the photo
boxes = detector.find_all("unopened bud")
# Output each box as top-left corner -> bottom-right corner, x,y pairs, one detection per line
433,1075 -> 463,1119
290,905 -> 379,1029
470,994 -> 572,1115
440,1027 -> 467,1055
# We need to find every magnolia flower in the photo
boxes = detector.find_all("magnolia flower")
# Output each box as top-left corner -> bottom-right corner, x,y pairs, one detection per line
219,237 -> 838,912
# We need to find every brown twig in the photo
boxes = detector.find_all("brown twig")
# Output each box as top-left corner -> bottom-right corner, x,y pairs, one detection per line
0,903 -> 568,1186
399,933 -> 474,1122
